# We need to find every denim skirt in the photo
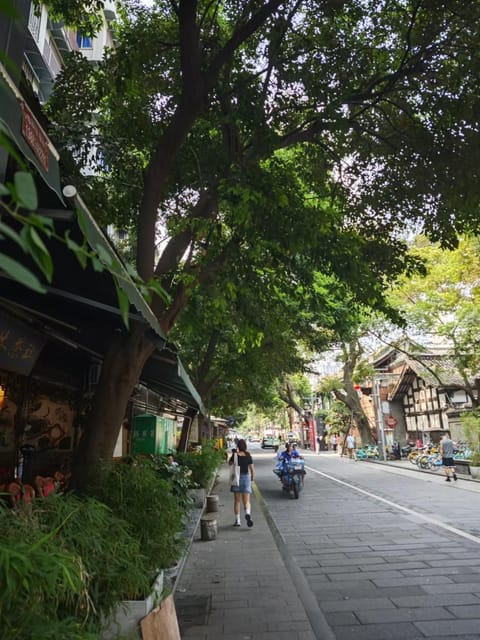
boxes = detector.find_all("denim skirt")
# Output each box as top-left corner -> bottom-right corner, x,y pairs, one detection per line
231,473 -> 252,494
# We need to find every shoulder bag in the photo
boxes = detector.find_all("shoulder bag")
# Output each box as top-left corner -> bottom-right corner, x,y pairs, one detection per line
230,452 -> 240,488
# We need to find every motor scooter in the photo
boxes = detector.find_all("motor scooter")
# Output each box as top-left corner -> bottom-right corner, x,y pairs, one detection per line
273,458 -> 305,499
401,442 -> 415,458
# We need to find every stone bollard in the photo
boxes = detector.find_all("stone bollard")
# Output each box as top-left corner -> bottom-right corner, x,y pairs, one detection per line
200,514 -> 217,541
206,494 -> 219,513
188,488 -> 205,508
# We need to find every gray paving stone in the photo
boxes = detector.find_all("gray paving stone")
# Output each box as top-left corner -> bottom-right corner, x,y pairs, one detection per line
357,606 -> 454,624
401,567 -> 477,577
327,570 -> 404,582
332,622 -> 424,639
321,597 -> 396,612
392,594 -> 480,608
223,619 -> 269,633
452,574 -> 480,583
324,611 -> 360,626
363,561 -> 428,572
261,632 -> 317,640
321,565 -> 363,574
430,559 -> 480,568
446,605 -> 480,618
414,619 -> 480,636
318,555 -> 383,567
373,575 -> 448,587
423,582 -> 480,594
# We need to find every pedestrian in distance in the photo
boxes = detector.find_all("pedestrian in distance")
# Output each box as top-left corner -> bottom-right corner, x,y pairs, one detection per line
330,433 -> 338,453
439,433 -> 457,482
346,433 -> 356,460
229,438 -> 255,527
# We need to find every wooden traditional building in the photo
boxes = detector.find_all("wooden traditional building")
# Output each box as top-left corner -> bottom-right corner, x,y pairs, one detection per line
362,343 -> 478,446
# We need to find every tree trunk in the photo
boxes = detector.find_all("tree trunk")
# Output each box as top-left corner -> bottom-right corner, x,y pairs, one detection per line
333,389 -> 375,445
70,325 -> 155,491
353,407 -> 375,445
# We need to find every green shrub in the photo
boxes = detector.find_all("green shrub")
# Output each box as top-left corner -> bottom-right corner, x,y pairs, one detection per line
0,495 -> 147,638
87,460 -> 186,571
0,532 -> 93,639
461,410 -> 480,465
176,440 -> 224,489
32,494 -> 151,609
149,455 -> 197,510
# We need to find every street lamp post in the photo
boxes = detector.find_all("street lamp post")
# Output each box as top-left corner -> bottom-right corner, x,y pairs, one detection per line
373,376 -> 387,461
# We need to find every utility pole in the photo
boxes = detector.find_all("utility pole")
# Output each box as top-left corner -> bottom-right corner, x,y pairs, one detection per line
373,375 -> 388,461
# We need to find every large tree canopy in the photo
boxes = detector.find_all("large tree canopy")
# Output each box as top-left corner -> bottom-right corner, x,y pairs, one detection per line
43,0 -> 480,485
49,0 -> 480,313
386,235 -> 480,405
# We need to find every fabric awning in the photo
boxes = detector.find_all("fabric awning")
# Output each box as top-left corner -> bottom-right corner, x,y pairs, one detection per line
0,64 -> 204,415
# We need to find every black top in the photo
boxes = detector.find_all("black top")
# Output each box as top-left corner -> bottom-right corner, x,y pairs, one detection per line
231,452 -> 253,475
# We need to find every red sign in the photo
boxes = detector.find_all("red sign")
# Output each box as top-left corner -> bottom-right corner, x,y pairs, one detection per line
385,416 -> 398,428
21,103 -> 49,171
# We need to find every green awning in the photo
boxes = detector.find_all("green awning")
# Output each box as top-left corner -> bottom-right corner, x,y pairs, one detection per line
0,72 -> 65,204
0,66 -> 205,416
72,191 -> 166,341
69,193 -> 205,413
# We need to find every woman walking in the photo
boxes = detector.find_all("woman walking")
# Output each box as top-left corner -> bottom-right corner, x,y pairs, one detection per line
229,438 -> 255,527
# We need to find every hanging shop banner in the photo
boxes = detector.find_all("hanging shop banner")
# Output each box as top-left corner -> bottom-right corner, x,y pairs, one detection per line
0,310 -> 46,375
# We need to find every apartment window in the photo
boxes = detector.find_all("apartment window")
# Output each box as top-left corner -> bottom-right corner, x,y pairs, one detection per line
76,32 -> 93,48
28,5 -> 42,42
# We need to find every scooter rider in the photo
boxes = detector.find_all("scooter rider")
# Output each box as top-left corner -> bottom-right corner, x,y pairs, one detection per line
279,442 -> 300,462
276,443 -> 304,487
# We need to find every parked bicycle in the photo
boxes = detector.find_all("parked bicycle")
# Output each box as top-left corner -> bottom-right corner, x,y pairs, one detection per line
356,444 -> 379,460
416,450 -> 443,471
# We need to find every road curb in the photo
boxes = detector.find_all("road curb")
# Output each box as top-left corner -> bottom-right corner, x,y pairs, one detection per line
253,482 -> 336,640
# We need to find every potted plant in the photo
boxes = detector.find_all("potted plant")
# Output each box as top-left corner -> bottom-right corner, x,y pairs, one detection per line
460,411 -> 480,479
469,451 -> 480,480
85,460 -> 189,638
0,493 -> 152,638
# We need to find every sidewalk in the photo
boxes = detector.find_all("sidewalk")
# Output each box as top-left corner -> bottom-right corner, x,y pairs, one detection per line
366,456 -> 478,481
174,464 -> 325,640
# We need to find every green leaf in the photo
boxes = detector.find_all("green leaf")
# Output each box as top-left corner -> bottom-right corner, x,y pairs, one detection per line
64,231 -> 88,268
145,277 -> 172,304
115,283 -> 130,328
75,250 -> 88,269
95,243 -> 113,267
0,130 -> 25,168
76,207 -> 89,238
0,183 -> 10,196
91,256 -> 104,272
27,214 -> 55,235
0,221 -> 27,250
64,230 -> 82,253
124,262 -> 138,278
0,254 -> 46,292
28,227 -> 54,282
14,172 -> 38,210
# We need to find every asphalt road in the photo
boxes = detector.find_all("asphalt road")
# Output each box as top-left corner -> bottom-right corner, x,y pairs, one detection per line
250,446 -> 480,639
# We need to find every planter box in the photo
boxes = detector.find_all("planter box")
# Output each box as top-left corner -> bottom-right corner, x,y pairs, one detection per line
469,465 -> 480,480
102,571 -> 164,640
